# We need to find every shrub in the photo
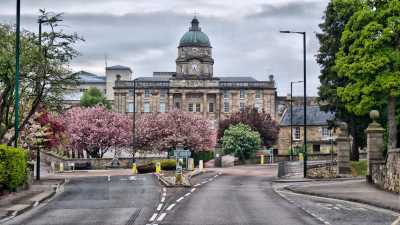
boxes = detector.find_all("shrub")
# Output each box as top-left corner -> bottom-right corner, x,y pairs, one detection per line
151,159 -> 176,171
137,163 -> 155,174
351,160 -> 367,177
0,145 -> 28,190
192,151 -> 214,166
222,123 -> 261,160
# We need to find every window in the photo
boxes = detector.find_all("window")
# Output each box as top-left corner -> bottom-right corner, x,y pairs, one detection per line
254,103 -> 261,112
188,103 -> 194,112
240,102 -> 245,112
160,89 -> 167,98
322,127 -> 332,139
293,127 -> 301,140
196,103 -> 201,112
144,89 -> 150,98
128,90 -> 134,96
223,90 -> 229,99
224,102 -> 229,112
127,102 -> 134,113
175,102 -> 180,109
144,102 -> 150,112
159,102 -> 166,112
240,89 -> 245,99
313,145 -> 321,152
209,102 -> 214,113
256,90 -> 261,99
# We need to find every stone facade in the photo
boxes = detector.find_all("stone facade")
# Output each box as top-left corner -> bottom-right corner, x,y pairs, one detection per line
370,149 -> 400,193
113,17 -> 277,126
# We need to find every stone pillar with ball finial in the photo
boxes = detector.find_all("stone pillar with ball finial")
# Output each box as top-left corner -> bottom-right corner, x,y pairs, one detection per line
366,110 -> 385,181
336,121 -> 352,176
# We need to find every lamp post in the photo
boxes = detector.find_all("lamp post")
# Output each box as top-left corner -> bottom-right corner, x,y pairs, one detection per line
14,0 -> 21,147
280,30 -> 307,177
290,81 -> 303,160
132,78 -> 137,163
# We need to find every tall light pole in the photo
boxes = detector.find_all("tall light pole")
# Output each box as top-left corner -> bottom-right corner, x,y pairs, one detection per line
14,0 -> 21,147
280,30 -> 307,177
290,81 -> 303,160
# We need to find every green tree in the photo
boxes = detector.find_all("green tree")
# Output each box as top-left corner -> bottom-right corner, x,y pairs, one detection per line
0,10 -> 83,144
221,123 -> 261,160
80,87 -> 111,109
316,0 -> 367,160
336,0 -> 400,149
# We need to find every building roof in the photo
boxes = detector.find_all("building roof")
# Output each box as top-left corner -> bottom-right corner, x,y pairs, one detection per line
136,77 -> 170,82
179,17 -> 211,48
106,65 -> 132,72
280,105 -> 335,126
218,76 -> 258,82
73,71 -> 106,84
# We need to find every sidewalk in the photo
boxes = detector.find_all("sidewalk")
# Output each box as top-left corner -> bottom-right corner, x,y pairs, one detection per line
0,179 -> 64,222
285,179 -> 400,213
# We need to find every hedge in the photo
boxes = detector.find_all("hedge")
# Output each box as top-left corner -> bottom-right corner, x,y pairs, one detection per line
0,144 -> 28,191
137,159 -> 177,174
192,151 -> 214,166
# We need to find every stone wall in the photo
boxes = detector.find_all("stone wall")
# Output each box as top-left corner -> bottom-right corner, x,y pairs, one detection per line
41,151 -> 166,170
370,149 -> 400,193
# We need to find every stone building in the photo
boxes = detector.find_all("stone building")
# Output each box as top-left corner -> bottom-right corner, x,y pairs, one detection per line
113,17 -> 277,127
278,105 -> 336,155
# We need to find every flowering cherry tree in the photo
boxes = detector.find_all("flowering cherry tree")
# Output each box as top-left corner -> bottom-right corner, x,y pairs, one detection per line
135,110 -> 216,152
61,107 -> 131,158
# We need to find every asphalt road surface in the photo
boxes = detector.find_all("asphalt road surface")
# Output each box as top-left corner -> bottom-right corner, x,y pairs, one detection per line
4,174 -> 160,225
159,166 -> 321,225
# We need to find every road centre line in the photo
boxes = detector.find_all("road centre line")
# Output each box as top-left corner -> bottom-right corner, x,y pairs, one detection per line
157,203 -> 163,211
191,188 -> 196,192
149,213 -> 158,222
157,212 -> 167,221
166,203 -> 176,211
176,197 -> 184,202
161,197 -> 165,202
184,192 -> 191,197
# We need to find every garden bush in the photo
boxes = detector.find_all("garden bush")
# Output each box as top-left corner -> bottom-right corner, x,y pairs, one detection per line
192,151 -> 214,166
0,144 -> 28,191
137,163 -> 155,174
151,159 -> 176,171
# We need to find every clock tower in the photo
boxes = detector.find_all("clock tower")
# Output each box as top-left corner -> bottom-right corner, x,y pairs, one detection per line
176,17 -> 214,79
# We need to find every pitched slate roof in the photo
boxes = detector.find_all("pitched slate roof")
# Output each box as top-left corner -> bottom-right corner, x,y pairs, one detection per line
218,76 -> 258,82
73,71 -> 106,84
280,105 -> 335,126
106,65 -> 132,72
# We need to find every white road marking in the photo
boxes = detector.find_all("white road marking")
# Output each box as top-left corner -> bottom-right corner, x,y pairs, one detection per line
184,192 -> 191,197
201,181 -> 207,184
194,183 -> 200,187
107,175 -> 110,182
176,197 -> 184,202
167,203 -> 176,211
157,212 -> 167,221
163,187 -> 166,192
128,176 -> 136,181
214,175 -> 218,178
161,197 -> 165,202
392,216 -> 400,225
157,203 -> 163,211
209,178 -> 214,181
191,188 -> 196,192
149,213 -> 158,221
162,192 -> 166,196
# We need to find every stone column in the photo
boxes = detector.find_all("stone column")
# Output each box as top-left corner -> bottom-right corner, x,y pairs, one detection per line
203,92 -> 207,116
182,92 -> 186,111
336,122 -> 351,176
366,110 -> 385,180
216,92 -> 221,120
169,93 -> 174,111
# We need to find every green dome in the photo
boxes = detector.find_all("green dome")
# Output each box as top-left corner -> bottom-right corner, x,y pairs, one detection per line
179,17 -> 211,47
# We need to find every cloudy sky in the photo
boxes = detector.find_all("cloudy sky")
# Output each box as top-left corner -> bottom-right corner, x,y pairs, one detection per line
0,0 -> 329,96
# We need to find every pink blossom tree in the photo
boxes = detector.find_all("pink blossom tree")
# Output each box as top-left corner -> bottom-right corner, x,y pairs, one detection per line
135,110 -> 216,152
61,106 -> 132,158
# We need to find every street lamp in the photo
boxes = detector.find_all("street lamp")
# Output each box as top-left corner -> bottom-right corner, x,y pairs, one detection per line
280,30 -> 307,177
290,81 -> 303,160
14,0 -> 21,147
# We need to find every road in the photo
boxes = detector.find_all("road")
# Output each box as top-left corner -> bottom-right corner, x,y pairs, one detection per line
156,166 -> 398,225
4,174 -> 160,225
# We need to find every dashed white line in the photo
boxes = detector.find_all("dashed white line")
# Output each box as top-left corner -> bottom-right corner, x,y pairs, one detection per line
161,197 -> 165,203
194,183 -> 200,187
149,213 -> 158,222
201,181 -> 207,184
163,187 -> 166,192
157,203 -> 163,211
157,212 -> 167,221
184,192 -> 191,197
162,192 -> 166,197
167,203 -> 176,211
191,188 -> 196,192
176,197 -> 184,202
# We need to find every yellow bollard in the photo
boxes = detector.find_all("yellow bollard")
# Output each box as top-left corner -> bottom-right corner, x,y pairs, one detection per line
131,163 -> 137,175
260,155 -> 264,165
299,153 -> 304,161
155,162 -> 161,174
59,162 -> 64,172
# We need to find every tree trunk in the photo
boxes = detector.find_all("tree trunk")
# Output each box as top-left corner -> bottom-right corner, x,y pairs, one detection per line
388,95 -> 397,149
349,121 -> 359,161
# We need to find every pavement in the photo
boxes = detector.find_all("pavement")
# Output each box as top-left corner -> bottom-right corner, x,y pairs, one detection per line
282,179 -> 400,213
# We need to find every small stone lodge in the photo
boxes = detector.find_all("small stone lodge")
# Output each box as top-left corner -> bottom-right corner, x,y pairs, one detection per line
65,17 -> 337,156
